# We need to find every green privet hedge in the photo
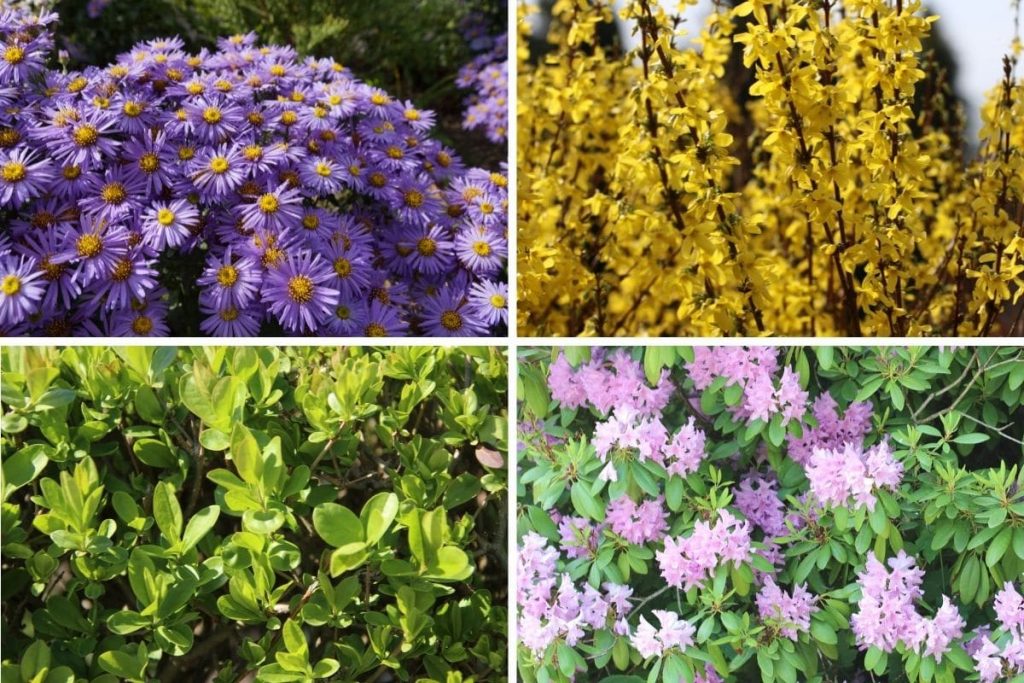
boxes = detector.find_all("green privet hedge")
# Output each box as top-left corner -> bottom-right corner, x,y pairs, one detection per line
0,346 -> 508,683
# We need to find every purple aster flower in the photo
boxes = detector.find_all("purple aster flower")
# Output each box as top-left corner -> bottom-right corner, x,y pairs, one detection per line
196,246 -> 260,309
79,165 -> 146,222
467,279 -> 507,327
142,199 -> 200,251
400,224 -> 455,275
320,292 -> 369,335
199,298 -> 262,336
186,97 -> 244,143
391,175 -> 443,226
298,155 -> 343,195
88,251 -> 159,310
362,300 -> 407,337
108,294 -> 170,337
418,286 -> 487,337
191,144 -> 246,200
238,182 -> 303,231
56,217 -> 130,287
455,226 -> 507,274
261,251 -> 338,333
122,133 -> 177,195
0,147 -> 55,207
16,230 -> 81,311
0,254 -> 44,326
0,34 -> 48,84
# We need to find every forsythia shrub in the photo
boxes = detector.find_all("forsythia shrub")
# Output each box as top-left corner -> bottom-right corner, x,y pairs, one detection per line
518,0 -> 1024,337
517,345 -> 1024,682
0,345 -> 508,682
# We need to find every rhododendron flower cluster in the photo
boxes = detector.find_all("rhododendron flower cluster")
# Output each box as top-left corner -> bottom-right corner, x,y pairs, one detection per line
657,510 -> 752,591
630,610 -> 695,659
0,7 -> 508,336
756,576 -> 816,640
804,441 -> 904,511
971,582 -> 1024,681
851,551 -> 965,661
517,532 -> 633,657
520,346 -> 1024,682
685,347 -> 808,425
606,494 -> 669,545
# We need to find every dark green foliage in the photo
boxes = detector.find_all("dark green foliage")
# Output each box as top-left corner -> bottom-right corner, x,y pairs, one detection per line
1,346 -> 508,683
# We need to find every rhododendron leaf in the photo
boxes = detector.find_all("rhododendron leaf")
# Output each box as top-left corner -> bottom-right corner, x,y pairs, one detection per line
570,483 -> 604,522
986,526 -> 1012,567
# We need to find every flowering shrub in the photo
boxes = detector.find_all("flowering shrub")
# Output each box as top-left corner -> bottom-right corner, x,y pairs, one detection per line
456,10 -> 508,144
0,345 -> 508,681
517,345 -> 1024,682
0,7 -> 508,336
518,0 -> 1024,336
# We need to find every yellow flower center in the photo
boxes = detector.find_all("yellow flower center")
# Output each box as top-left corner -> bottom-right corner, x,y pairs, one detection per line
370,93 -> 389,106
111,258 -> 132,282
247,112 -> 264,125
462,187 -> 483,201
437,152 -> 452,168
4,46 -> 25,65
287,275 -> 314,303
1,274 -> 20,295
73,124 -> 99,147
219,306 -> 239,322
187,82 -> 205,95
369,172 -> 387,188
417,238 -> 437,257
302,214 -> 319,230
404,109 -> 421,121
387,146 -> 403,160
333,258 -> 351,277
270,64 -> 286,77
258,193 -> 279,214
76,233 -> 103,258
440,311 -> 462,331
153,208 -> 174,226
31,211 -> 55,230
262,247 -> 284,268
123,101 -> 143,117
139,153 -> 160,173
404,190 -> 424,208
479,202 -> 494,215
63,165 -> 81,180
210,156 -> 230,174
489,294 -> 506,308
132,315 -> 153,335
101,182 -> 127,205
490,173 -> 508,187
178,146 -> 195,161
217,265 -> 238,287
0,127 -> 22,147
365,322 -> 386,336
67,77 -> 88,93
473,241 -> 491,257
243,144 -> 263,161
1,161 -> 25,183
202,107 -> 222,124
315,162 -> 332,177
335,305 -> 351,320
280,111 -> 298,126
41,257 -> 65,281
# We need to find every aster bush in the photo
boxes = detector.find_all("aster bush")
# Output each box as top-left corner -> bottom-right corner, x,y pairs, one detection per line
517,345 -> 1024,682
0,7 -> 508,336
518,0 -> 1024,337
0,345 -> 508,682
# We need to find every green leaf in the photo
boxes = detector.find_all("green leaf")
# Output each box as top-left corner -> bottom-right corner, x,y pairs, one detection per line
107,610 -> 150,634
134,386 -> 164,424
20,640 -> 51,681
2,444 -> 49,500
986,527 -> 1013,567
313,502 -> 364,548
361,492 -> 399,546
444,473 -> 481,509
810,619 -> 838,645
953,432 -> 990,445
425,546 -> 472,581
180,505 -> 220,553
98,648 -> 146,682
152,481 -> 182,544
133,439 -> 177,468
230,423 -> 262,485
570,482 -> 605,521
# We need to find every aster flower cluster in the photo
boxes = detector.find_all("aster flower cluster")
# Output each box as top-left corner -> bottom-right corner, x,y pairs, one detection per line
804,441 -> 904,512
656,510 -> 752,591
606,494 -> 669,545
685,347 -> 808,425
517,532 -> 634,659
456,11 -> 507,144
971,582 -> 1024,681
851,551 -> 965,662
755,576 -> 816,640
0,8 -> 508,336
787,393 -> 874,465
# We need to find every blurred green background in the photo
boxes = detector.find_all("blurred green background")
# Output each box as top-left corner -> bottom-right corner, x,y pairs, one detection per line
51,0 -> 506,167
